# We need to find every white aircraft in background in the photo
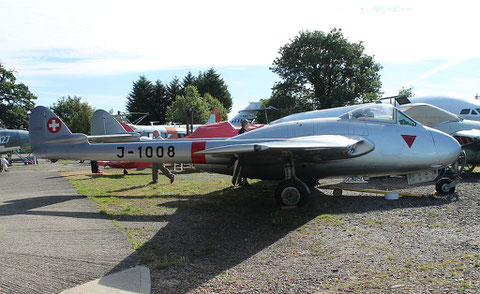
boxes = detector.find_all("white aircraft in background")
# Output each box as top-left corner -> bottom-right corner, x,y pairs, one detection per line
29,104 -> 461,206
382,95 -> 480,121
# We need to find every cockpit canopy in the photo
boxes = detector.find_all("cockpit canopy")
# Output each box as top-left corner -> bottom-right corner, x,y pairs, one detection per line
341,104 -> 394,121
341,104 -> 417,127
398,103 -> 461,127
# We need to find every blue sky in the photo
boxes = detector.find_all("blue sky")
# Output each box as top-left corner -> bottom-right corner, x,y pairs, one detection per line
1,1 -> 479,118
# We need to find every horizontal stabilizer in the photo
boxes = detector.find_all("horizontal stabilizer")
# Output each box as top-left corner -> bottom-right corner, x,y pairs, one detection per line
454,129 -> 480,140
88,133 -> 142,143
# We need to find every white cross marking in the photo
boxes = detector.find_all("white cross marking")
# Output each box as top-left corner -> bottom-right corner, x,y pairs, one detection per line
49,119 -> 60,132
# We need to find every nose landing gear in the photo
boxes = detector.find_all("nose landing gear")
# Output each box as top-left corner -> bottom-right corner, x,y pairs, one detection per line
435,151 -> 465,195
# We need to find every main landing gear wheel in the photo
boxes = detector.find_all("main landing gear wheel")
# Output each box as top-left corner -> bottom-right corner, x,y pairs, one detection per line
333,188 -> 343,197
435,178 -> 455,195
123,169 -> 128,175
275,179 -> 310,207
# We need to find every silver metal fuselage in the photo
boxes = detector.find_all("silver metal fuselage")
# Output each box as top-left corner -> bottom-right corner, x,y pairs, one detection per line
31,117 -> 460,182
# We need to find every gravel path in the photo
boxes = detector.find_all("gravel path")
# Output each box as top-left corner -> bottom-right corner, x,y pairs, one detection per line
132,174 -> 480,293
0,161 -> 138,294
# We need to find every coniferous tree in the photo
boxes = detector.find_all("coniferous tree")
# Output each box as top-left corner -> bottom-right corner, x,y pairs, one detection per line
166,77 -> 182,104
126,76 -> 154,123
151,80 -> 169,124
194,68 -> 232,112
182,72 -> 196,90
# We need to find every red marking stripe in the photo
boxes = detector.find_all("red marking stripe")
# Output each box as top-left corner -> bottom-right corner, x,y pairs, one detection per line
119,122 -> 135,132
401,135 -> 416,148
191,141 -> 206,164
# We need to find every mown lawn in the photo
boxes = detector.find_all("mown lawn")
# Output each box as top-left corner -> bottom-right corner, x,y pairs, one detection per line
60,165 -> 313,266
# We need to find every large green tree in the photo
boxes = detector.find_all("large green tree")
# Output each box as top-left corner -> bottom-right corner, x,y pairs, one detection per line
50,96 -> 94,134
194,68 -> 233,112
0,63 -> 37,128
268,28 -> 382,115
166,85 -> 210,124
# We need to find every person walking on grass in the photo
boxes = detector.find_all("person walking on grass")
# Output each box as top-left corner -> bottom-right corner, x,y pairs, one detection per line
151,130 -> 175,184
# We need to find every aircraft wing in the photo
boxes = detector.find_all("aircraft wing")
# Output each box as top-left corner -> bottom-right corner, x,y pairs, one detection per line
454,129 -> 480,140
453,129 -> 480,149
87,133 -> 142,143
196,135 -> 374,162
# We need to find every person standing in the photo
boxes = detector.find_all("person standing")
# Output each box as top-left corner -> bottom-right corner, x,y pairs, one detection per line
1,157 -> 9,172
238,119 -> 249,135
237,120 -> 251,186
151,130 -> 175,184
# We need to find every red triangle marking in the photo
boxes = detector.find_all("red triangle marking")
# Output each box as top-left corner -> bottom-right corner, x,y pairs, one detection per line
401,135 -> 416,148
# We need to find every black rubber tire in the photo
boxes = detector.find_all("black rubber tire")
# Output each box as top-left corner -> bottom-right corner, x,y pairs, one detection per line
123,169 -> 128,175
435,178 -> 455,195
275,179 -> 310,207
333,188 -> 343,197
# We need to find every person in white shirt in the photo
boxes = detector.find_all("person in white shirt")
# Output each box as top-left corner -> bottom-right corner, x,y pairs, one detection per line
0,157 -> 9,172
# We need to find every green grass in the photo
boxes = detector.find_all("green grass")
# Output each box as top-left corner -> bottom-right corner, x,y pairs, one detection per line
62,166 -> 309,267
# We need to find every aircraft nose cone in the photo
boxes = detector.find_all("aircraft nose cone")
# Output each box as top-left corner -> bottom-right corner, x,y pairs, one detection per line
430,129 -> 461,166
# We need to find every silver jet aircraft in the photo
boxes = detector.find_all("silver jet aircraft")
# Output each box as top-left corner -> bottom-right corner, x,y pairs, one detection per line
29,104 -> 461,206
0,127 -> 30,153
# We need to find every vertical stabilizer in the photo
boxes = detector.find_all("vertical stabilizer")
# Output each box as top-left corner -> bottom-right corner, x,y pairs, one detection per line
91,109 -> 128,135
229,102 -> 263,126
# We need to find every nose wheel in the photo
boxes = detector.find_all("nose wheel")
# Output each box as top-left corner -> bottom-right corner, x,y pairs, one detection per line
435,178 -> 456,195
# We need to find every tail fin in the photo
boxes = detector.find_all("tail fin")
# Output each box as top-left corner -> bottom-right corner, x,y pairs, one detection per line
89,109 -> 141,142
229,101 -> 263,126
29,106 -> 73,144
91,109 -> 128,135
206,107 -> 222,124
28,106 -> 87,152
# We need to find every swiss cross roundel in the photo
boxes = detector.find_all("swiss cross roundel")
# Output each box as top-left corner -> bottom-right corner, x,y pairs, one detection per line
47,117 -> 62,133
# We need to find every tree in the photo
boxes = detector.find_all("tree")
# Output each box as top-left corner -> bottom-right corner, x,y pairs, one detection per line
194,68 -> 233,112
166,77 -> 182,104
257,82 -> 313,123
182,71 -> 196,89
166,86 -> 210,124
50,96 -> 94,134
0,63 -> 37,128
126,76 -> 154,123
269,29 -> 382,112
204,93 -> 228,121
151,80 -> 170,124
399,86 -> 414,97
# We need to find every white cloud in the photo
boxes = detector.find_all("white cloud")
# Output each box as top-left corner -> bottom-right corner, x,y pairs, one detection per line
1,0 -> 480,77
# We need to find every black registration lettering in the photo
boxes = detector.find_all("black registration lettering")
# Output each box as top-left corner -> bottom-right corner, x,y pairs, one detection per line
117,147 -> 125,158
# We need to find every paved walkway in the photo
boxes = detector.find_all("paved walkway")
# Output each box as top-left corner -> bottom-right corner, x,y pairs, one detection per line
0,161 -> 140,294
